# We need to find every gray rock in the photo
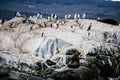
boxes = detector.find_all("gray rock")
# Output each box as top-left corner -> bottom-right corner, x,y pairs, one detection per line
47,67 -> 97,80
28,76 -> 44,80
0,56 -> 7,66
46,78 -> 55,80
46,59 -> 56,66
36,37 -> 70,58
103,32 -> 118,44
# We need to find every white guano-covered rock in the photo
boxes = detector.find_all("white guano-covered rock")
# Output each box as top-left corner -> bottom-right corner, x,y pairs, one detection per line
0,31 -> 14,51
21,36 -> 43,54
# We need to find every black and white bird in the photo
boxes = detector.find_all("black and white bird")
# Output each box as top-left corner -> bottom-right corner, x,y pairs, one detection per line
68,14 -> 71,19
74,13 -> 77,19
82,13 -> 86,19
9,22 -> 16,28
15,11 -> 21,17
87,23 -> 92,31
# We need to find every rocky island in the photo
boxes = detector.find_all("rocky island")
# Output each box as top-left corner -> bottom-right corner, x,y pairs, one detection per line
0,12 -> 120,80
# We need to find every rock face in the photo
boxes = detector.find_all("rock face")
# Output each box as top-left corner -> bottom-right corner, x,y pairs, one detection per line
0,14 -> 120,80
36,37 -> 71,58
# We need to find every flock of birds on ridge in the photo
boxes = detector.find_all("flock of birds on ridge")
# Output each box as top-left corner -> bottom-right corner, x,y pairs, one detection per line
0,12 -> 95,33
0,11 -> 119,38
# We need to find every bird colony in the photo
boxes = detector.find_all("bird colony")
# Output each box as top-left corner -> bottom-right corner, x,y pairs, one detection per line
0,12 -> 120,80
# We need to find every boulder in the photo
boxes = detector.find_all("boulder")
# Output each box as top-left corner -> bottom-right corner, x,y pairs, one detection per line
97,18 -> 119,25
36,37 -> 70,58
47,67 -> 97,80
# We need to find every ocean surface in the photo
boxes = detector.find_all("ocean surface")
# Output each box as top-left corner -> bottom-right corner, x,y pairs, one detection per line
0,1 -> 120,22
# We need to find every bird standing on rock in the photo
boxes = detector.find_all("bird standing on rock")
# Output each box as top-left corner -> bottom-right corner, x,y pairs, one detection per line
65,15 -> 68,20
51,13 -> 54,20
82,13 -> 86,19
87,23 -> 92,31
41,30 -> 45,37
74,13 -> 77,20
77,14 -> 80,19
79,23 -> 84,29
2,19 -> 5,25
87,23 -> 92,40
15,11 -> 21,17
68,14 -> 71,19
37,13 -> 42,19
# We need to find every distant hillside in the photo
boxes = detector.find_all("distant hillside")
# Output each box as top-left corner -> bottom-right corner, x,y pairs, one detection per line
0,0 -> 106,4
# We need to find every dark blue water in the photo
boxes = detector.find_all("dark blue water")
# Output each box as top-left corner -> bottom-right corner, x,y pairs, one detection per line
0,0 -> 120,22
